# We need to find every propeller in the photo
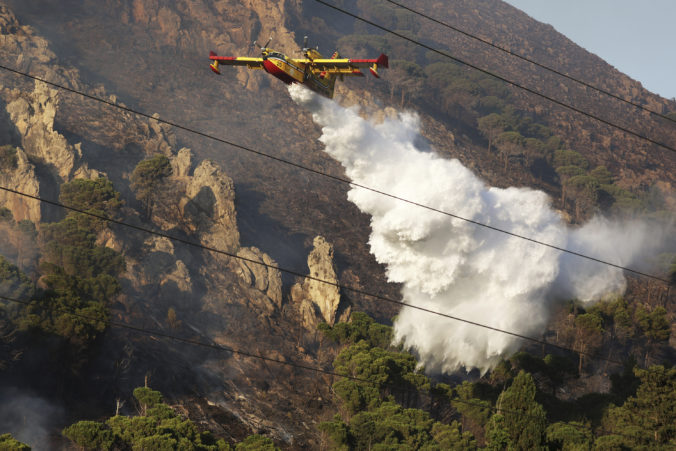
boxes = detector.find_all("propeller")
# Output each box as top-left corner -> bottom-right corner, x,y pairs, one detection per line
253,36 -> 272,52
303,35 -> 308,50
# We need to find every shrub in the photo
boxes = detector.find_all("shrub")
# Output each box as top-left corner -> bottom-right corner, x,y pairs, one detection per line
0,145 -> 18,170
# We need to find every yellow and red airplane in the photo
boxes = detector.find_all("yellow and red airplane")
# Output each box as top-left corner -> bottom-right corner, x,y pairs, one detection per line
209,37 -> 388,99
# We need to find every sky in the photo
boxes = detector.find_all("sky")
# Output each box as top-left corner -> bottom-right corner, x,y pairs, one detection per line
503,0 -> 676,100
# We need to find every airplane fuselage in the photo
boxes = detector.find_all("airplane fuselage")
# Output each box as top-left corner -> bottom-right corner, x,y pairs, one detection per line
262,52 -> 337,98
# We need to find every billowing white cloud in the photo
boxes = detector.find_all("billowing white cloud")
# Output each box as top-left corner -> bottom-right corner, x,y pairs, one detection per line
289,84 -> 666,374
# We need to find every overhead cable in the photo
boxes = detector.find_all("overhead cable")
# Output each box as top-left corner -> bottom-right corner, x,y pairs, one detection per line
382,0 -> 676,125
0,183 -> 668,369
0,64 -> 668,285
313,0 -> 676,155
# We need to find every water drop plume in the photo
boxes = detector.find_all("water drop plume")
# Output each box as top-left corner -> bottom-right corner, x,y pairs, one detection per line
288,84 -> 668,374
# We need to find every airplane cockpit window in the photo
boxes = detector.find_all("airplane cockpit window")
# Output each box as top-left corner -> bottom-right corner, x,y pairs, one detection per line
267,52 -> 285,60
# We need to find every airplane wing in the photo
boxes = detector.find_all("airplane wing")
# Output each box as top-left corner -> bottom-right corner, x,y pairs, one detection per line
302,53 -> 389,78
209,51 -> 264,74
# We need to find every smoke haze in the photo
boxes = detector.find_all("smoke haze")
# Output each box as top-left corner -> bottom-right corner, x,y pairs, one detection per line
0,388 -> 63,450
289,85 -> 669,374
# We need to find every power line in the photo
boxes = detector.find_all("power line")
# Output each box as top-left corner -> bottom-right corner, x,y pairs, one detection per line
0,64 -> 668,285
0,183 -> 665,370
313,0 -> 676,155
382,0 -> 676,125
0,293 -> 645,442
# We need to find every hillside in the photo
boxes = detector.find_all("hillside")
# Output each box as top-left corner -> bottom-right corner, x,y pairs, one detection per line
0,0 -> 673,449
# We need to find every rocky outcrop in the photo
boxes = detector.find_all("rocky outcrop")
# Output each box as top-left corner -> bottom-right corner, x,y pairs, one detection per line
0,6 -> 56,66
0,146 -> 40,223
291,236 -> 347,329
0,7 -> 91,187
144,114 -> 175,156
5,81 -> 100,182
175,154 -> 284,311
161,259 -> 192,293
0,4 -> 82,90
96,227 -> 125,253
182,159 -> 240,253
125,236 -> 193,293
171,147 -> 193,177
242,0 -> 300,52
0,77 -> 101,225
235,246 -> 282,309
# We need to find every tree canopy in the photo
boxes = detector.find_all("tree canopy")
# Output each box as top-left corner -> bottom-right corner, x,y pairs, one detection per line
130,154 -> 173,217
63,386 -> 232,450
0,433 -> 30,450
599,366 -> 676,448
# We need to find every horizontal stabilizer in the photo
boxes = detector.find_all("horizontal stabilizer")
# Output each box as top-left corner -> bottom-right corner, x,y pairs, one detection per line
209,51 -> 221,74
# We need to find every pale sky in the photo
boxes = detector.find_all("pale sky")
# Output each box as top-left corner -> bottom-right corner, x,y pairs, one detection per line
503,0 -> 676,100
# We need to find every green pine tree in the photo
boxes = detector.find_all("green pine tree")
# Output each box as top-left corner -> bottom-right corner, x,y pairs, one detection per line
487,371 -> 546,450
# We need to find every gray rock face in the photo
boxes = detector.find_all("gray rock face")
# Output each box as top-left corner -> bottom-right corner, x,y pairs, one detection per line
145,114 -> 175,156
162,259 -> 192,293
123,236 -> 193,294
176,157 -> 282,310
5,81 -> 98,182
291,236 -> 344,329
172,147 -> 193,177
0,146 -> 40,223
0,76 -> 105,223
236,246 -> 282,309
182,159 -> 240,253
0,6 -> 56,66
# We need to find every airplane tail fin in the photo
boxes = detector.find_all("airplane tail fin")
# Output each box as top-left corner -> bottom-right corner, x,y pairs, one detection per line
209,51 -> 221,74
369,53 -> 389,78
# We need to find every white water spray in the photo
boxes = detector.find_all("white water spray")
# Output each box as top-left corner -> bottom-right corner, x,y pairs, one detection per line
289,85 -> 666,374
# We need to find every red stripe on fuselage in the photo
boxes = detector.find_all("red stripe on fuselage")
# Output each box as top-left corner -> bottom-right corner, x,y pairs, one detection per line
263,58 -> 296,84
349,59 -> 378,64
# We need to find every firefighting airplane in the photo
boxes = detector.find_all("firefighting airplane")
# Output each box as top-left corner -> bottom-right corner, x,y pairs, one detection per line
209,36 -> 388,99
